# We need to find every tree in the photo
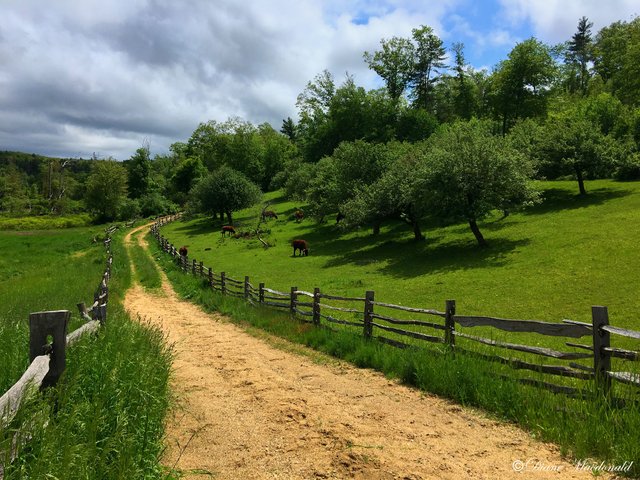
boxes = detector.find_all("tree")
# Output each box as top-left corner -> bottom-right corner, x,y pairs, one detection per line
491,38 -> 556,134
565,16 -> 594,95
171,157 -> 207,204
127,146 -> 151,199
538,113 -> 617,195
280,117 -> 297,141
408,25 -> 447,110
419,120 -> 538,246
363,36 -> 414,103
85,160 -> 128,222
189,166 -> 261,224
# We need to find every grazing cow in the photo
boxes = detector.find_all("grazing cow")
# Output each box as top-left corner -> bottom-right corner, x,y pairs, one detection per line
262,210 -> 278,221
294,210 -> 304,223
336,212 -> 345,224
178,246 -> 188,257
292,239 -> 309,257
221,225 -> 236,237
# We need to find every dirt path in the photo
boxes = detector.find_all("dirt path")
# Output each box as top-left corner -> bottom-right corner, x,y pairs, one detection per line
123,225 -> 602,479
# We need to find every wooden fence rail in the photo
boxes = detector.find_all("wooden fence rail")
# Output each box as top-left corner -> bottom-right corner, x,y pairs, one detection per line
152,217 -> 640,399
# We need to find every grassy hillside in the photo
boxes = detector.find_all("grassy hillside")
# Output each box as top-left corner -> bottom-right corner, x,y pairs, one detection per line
161,179 -> 640,330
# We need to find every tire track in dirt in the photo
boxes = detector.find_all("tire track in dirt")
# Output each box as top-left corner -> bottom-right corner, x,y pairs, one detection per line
123,224 -> 604,479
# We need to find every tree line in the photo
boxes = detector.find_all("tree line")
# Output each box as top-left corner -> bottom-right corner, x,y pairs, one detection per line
1,16 -> 639,244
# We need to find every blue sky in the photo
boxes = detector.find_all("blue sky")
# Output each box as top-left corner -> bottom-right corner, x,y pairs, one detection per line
0,0 -> 637,159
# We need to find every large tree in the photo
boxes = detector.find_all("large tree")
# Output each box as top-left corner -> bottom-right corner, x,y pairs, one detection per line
363,36 -> 414,103
491,38 -> 556,134
408,25 -> 447,110
127,146 -> 151,199
189,166 -> 261,224
565,16 -> 594,95
419,120 -> 538,246
85,160 -> 128,222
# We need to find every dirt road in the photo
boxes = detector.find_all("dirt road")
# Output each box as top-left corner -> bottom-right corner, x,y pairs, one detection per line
123,225 -> 600,479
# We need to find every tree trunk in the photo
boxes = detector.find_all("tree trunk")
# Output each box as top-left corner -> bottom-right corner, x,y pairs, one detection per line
372,221 -> 381,235
469,219 -> 487,247
226,211 -> 233,224
575,168 -> 587,195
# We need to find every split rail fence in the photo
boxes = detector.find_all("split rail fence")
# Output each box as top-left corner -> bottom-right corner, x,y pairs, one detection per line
0,226 -> 115,428
153,216 -> 640,400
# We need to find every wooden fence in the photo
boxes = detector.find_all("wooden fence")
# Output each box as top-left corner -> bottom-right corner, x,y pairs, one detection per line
0,226 -> 115,428
152,216 -> 640,400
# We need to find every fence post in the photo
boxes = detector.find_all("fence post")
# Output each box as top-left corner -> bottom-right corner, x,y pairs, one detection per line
313,287 -> 321,325
363,290 -> 374,339
29,310 -> 70,389
208,267 -> 214,288
221,272 -> 226,294
592,306 -> 611,395
199,261 -> 204,277
259,283 -> 265,304
244,276 -> 250,301
192,259 -> 197,275
445,300 -> 456,348
290,286 -> 298,316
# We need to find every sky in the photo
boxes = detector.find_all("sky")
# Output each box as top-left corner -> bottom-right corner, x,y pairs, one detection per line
0,0 -> 637,160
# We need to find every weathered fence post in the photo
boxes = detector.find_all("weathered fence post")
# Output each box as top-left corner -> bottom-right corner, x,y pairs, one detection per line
363,290 -> 374,339
199,261 -> 204,277
192,259 -> 197,275
259,283 -> 265,304
220,272 -> 226,294
445,300 -> 456,347
244,276 -> 251,301
29,310 -> 70,389
592,306 -> 611,395
290,286 -> 298,316
208,267 -> 214,288
313,287 -> 321,326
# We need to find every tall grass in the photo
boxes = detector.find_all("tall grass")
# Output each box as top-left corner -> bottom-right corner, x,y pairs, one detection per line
149,232 -> 640,477
129,238 -> 162,291
1,229 -> 173,479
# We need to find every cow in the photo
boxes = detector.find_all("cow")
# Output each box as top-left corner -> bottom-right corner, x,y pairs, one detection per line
292,239 -> 309,257
262,210 -> 278,221
294,209 -> 304,223
178,246 -> 188,257
221,225 -> 236,237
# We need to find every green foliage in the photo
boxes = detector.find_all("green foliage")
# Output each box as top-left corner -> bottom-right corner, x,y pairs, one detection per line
419,120 -> 539,245
138,191 -> 178,217
126,146 -> 151,199
490,38 -> 557,133
409,25 -> 447,110
0,214 -> 92,230
189,165 -> 262,223
363,36 -> 414,101
84,160 -> 129,222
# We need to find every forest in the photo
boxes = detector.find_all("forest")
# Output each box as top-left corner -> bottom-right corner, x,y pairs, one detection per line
1,16 -> 639,243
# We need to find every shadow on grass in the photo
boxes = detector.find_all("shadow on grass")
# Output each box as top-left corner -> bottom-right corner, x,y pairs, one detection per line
523,186 -> 632,216
297,221 -> 528,278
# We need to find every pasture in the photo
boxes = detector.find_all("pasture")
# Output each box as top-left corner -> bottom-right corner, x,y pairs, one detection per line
0,226 -> 172,479
160,179 -> 640,330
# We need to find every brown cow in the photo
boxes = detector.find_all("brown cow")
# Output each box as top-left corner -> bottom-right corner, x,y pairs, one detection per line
294,210 -> 304,223
262,210 -> 278,221
292,239 -> 309,257
178,246 -> 188,257
221,225 -> 236,237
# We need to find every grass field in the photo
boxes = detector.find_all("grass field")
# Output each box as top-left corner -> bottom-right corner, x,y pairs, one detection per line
161,179 -> 640,329
0,227 -> 173,479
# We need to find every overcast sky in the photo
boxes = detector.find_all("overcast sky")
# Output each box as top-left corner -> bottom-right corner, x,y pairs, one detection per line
0,0 -> 637,160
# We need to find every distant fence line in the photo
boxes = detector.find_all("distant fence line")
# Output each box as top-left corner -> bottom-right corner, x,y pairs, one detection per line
0,225 -> 116,429
152,216 -> 640,400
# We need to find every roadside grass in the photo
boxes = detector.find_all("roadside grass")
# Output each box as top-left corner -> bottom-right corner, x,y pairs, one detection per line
0,226 -> 106,393
1,229 -> 174,479
129,233 -> 162,291
161,179 -> 640,331
149,234 -> 640,476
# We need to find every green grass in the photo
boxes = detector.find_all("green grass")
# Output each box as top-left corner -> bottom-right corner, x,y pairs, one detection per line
129,236 -> 162,291
1,228 -> 173,479
148,233 -> 640,476
162,180 -> 640,328
0,214 -> 92,230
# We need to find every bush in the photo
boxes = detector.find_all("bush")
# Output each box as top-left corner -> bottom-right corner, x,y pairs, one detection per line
614,152 -> 640,181
138,192 -> 178,217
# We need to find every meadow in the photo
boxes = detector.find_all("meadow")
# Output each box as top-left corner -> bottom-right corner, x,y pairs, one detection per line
0,226 -> 173,479
161,179 -> 640,329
